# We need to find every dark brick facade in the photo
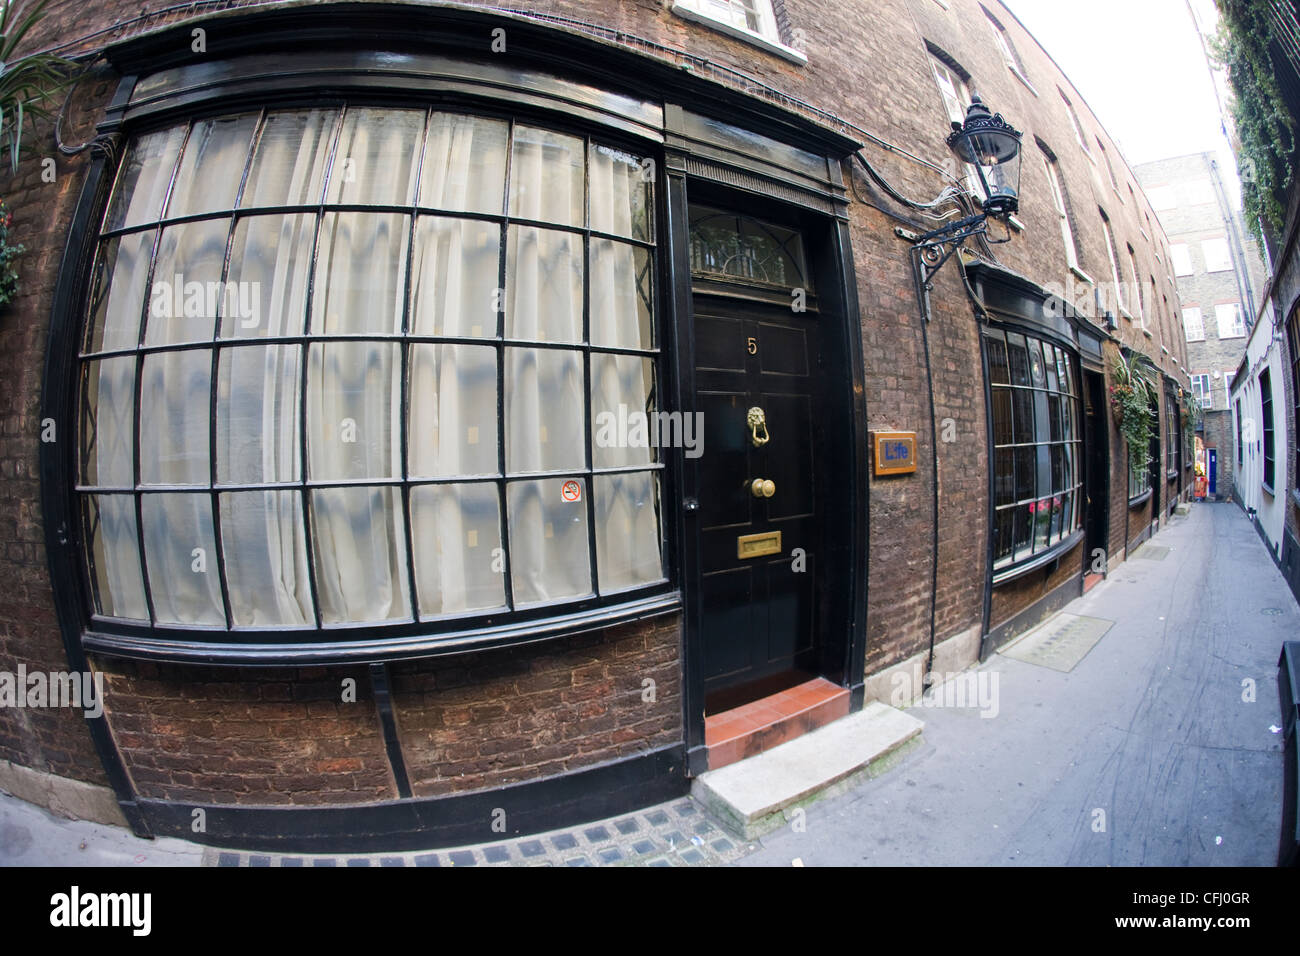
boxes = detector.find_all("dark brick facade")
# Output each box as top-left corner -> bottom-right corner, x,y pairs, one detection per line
0,0 -> 1187,828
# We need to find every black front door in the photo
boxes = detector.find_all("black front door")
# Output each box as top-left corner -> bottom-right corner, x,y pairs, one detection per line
693,297 -> 823,704
1082,370 -> 1109,562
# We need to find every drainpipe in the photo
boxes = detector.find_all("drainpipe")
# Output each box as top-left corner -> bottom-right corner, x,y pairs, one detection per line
909,248 -> 942,692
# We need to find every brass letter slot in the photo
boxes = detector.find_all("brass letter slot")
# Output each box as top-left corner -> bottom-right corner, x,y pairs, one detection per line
737,531 -> 782,560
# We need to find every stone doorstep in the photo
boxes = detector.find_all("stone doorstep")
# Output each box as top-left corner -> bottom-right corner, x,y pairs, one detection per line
691,701 -> 925,841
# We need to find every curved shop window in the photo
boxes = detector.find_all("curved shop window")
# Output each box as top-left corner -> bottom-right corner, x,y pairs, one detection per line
76,107 -> 667,640
986,327 -> 1084,574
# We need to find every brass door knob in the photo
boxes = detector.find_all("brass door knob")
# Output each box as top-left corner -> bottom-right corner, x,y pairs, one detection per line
751,479 -> 776,498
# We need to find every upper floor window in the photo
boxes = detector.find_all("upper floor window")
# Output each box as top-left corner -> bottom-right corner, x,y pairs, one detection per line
671,0 -> 806,63
1127,245 -> 1144,324
1202,236 -> 1232,272
982,7 -> 1034,89
1191,372 -> 1211,408
77,106 -> 666,638
1182,307 -> 1205,341
1042,148 -> 1080,271
1059,90 -> 1092,158
1215,303 -> 1246,339
1184,178 -> 1216,206
929,54 -> 987,202
1170,243 -> 1194,276
1100,210 -> 1124,308
1096,138 -> 1121,194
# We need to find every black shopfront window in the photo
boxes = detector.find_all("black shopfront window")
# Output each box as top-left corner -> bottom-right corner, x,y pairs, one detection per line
1261,368 -> 1276,492
1289,306 -> 1300,495
1165,392 -> 1180,478
987,328 -> 1083,572
77,107 -> 667,637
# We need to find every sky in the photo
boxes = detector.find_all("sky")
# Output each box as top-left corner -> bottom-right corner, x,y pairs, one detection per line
1004,0 -> 1240,200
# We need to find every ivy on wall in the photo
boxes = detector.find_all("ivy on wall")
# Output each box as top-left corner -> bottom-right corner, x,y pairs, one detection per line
1110,352 -> 1158,476
1213,1 -> 1297,245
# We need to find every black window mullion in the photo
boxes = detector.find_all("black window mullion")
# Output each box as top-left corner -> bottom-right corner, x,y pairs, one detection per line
582,135 -> 599,597
295,106 -> 347,629
399,108 -> 431,621
497,119 -> 515,612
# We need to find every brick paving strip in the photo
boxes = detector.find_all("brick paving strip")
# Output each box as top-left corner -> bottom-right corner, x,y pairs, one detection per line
201,797 -> 754,867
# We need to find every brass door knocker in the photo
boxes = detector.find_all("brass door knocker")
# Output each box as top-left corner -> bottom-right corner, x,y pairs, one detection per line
747,406 -> 770,448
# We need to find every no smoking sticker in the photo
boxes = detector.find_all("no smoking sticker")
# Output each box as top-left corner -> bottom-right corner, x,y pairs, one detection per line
561,480 -> 582,503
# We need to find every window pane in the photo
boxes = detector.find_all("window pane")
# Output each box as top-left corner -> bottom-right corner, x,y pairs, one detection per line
507,477 -> 592,605
408,344 -> 498,478
140,350 -> 211,486
86,495 -> 147,620
991,390 -> 1013,446
1047,394 -> 1062,442
1011,389 -> 1034,445
993,507 -> 1015,565
219,490 -> 312,627
1043,344 -> 1059,391
166,114 -> 259,219
410,216 -> 500,337
419,113 -> 508,214
222,214 -> 315,338
986,334 -> 1010,385
509,125 -> 584,227
1015,445 -> 1036,502
145,219 -> 231,345
590,240 -> 653,350
505,226 -> 582,343
595,471 -> 662,592
590,143 -> 652,241
505,348 -> 585,474
86,233 -> 154,353
1026,339 -> 1047,387
1006,333 -> 1030,386
592,354 -> 656,469
325,107 -> 423,206
216,345 -> 301,485
306,341 -> 401,481
240,108 -> 338,208
410,483 -> 506,616
311,485 -> 411,624
103,126 -> 186,231
994,447 -> 1015,505
81,357 -> 136,487
141,493 -> 224,625
311,213 -> 408,335
1032,496 -> 1051,552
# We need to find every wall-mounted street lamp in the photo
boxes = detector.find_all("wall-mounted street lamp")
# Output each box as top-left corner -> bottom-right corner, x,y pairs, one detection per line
907,94 -> 1023,278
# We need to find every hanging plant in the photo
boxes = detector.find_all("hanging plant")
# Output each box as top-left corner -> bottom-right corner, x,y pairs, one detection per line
1109,352 -> 1157,476
1212,1 -> 1296,244
0,197 -> 21,306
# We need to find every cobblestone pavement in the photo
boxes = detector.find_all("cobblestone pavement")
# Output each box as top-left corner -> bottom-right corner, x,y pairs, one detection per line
200,796 -> 755,867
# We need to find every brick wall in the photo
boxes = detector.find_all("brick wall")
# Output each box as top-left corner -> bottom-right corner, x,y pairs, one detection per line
97,659 -> 395,805
391,616 -> 682,798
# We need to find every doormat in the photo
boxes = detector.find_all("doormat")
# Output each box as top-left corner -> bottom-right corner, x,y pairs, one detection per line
998,612 -> 1114,673
1133,544 -> 1170,561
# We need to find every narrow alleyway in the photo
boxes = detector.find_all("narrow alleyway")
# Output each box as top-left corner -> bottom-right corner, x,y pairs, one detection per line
740,501 -> 1294,866
1,501 -> 1293,867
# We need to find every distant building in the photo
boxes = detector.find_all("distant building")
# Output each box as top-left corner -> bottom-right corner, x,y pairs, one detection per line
1134,153 -> 1270,501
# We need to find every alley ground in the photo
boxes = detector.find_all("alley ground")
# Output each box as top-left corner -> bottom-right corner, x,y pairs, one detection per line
1,500 -> 1294,867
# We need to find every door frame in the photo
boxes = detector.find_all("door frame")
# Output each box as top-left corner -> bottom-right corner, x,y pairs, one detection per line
664,169 -> 867,776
